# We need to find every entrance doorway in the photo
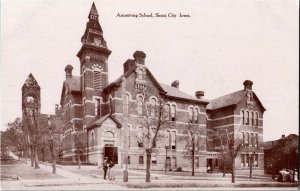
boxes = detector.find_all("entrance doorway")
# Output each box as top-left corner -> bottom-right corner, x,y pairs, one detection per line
104,146 -> 118,164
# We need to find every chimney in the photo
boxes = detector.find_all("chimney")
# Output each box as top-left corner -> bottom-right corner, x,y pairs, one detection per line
123,59 -> 135,73
281,134 -> 285,139
133,51 -> 146,65
195,91 -> 205,99
171,80 -> 180,89
243,80 -> 253,90
65,65 -> 73,79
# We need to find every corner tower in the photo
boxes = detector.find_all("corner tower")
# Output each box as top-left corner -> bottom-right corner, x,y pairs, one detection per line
21,73 -> 41,117
77,3 -> 111,127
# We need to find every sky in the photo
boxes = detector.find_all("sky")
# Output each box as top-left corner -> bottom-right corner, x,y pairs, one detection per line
0,0 -> 299,141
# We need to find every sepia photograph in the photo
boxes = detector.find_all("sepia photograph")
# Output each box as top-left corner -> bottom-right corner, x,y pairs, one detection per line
0,0 -> 299,190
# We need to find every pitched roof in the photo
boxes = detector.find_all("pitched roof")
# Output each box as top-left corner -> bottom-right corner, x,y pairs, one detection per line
206,90 -> 246,110
206,90 -> 266,111
87,114 -> 122,130
160,84 -> 206,102
65,76 -> 81,92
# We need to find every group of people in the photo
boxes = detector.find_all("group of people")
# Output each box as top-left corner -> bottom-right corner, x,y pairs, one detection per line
277,168 -> 298,183
101,157 -> 115,180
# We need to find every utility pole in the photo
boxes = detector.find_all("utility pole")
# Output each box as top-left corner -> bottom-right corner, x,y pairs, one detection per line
122,77 -> 128,182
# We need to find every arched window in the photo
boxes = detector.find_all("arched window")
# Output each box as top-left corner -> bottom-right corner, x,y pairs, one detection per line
95,98 -> 100,116
93,68 -> 101,90
255,112 -> 259,126
194,108 -> 199,123
249,111 -> 252,126
245,132 -> 249,145
255,133 -> 259,147
189,107 -> 193,122
150,98 -> 156,117
251,112 -> 255,126
171,105 -> 176,121
165,130 -> 170,149
241,110 -> 245,124
251,133 -> 254,146
165,104 -> 170,120
137,95 -> 143,116
139,156 -> 144,164
245,111 -> 249,125
242,132 -> 245,145
171,131 -> 176,150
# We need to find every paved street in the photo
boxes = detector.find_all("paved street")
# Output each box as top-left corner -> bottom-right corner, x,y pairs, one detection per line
1,156 -> 298,190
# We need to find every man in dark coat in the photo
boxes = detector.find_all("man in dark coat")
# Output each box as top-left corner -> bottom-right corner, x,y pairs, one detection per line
103,157 -> 109,180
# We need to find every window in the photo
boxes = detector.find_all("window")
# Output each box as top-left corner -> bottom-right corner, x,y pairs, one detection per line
246,111 -> 249,125
242,132 -> 245,145
255,133 -> 258,147
95,98 -> 100,116
150,98 -> 156,117
82,98 -> 86,117
139,156 -> 144,164
125,94 -> 130,114
151,156 -> 157,165
137,126 -> 144,147
82,67 -> 86,90
165,104 -> 170,120
128,156 -> 130,164
93,70 -> 101,90
246,154 -> 250,167
241,154 -> 245,167
137,95 -> 143,116
245,133 -> 249,145
249,111 -> 252,126
171,131 -> 176,150
194,108 -> 199,123
255,112 -> 259,126
251,112 -> 255,126
165,130 -> 170,149
255,154 -> 258,167
189,107 -> 193,122
171,105 -> 176,121
241,110 -> 245,124
171,157 -> 176,169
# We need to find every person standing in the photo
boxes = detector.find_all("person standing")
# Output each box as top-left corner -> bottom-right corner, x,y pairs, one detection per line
102,157 -> 109,180
108,161 -> 115,180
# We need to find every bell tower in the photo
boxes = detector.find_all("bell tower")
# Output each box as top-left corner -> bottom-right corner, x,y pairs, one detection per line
21,73 -> 41,118
77,2 -> 111,126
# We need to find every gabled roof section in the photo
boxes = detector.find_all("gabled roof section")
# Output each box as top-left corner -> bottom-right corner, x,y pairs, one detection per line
103,64 -> 166,94
65,76 -> 81,92
160,84 -> 208,103
87,114 -> 122,130
207,90 -> 266,111
60,76 -> 81,105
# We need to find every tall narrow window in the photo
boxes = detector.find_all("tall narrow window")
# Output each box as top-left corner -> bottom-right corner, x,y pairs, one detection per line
95,98 -> 100,116
165,104 -> 170,121
194,108 -> 199,123
246,154 -> 250,167
255,133 -> 258,147
251,112 -> 255,126
128,156 -> 131,164
172,157 -> 176,169
150,98 -> 156,117
171,131 -> 176,150
249,111 -> 252,126
171,105 -> 176,121
93,69 -> 101,90
241,154 -> 245,167
255,154 -> 258,167
241,110 -> 245,124
245,132 -> 249,145
139,156 -> 144,164
82,67 -> 86,90
189,107 -> 193,122
137,95 -> 143,116
255,112 -> 259,126
82,98 -> 86,117
125,94 -> 130,114
165,130 -> 170,149
242,132 -> 245,145
251,133 -> 254,146
246,111 -> 249,125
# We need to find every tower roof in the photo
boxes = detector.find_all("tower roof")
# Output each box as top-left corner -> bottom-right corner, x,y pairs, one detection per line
22,73 -> 40,89
89,2 -> 99,17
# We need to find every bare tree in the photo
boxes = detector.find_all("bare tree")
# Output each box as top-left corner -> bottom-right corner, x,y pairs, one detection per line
136,97 -> 169,182
183,122 -> 200,176
215,129 -> 243,183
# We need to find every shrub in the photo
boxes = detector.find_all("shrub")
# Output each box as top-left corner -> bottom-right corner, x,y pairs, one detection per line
176,167 -> 183,172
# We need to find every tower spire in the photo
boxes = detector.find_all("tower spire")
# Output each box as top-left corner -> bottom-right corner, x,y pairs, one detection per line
89,2 -> 99,18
